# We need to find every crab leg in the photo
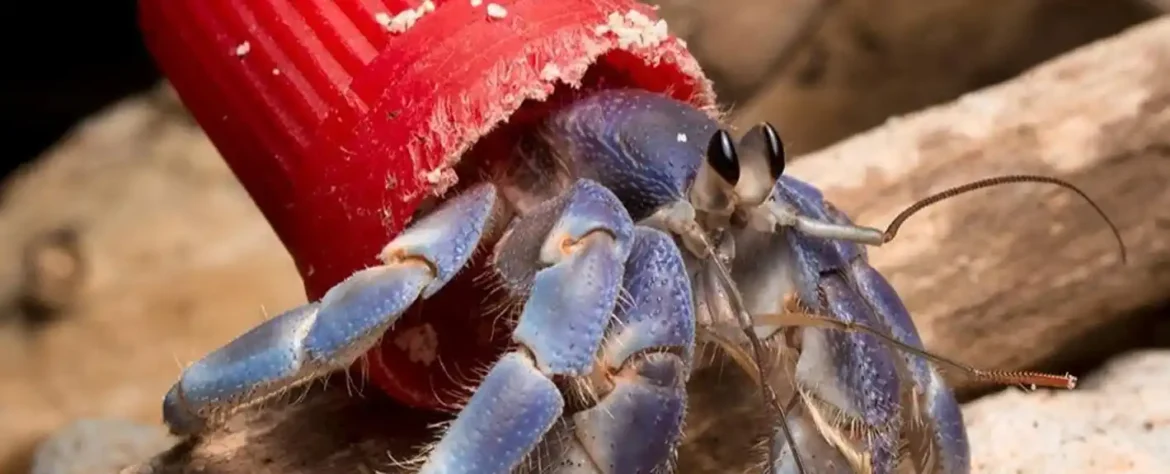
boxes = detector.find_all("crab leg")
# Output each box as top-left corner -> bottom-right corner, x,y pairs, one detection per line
851,261 -> 970,474
795,184 -> 970,474
422,182 -> 698,474
162,184 -> 500,435
756,175 -> 969,474
738,179 -> 902,474
794,272 -> 905,474
420,180 -> 634,473
555,227 -> 696,473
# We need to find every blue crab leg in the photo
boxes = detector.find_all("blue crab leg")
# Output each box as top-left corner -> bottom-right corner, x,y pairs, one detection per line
565,227 -> 696,473
851,261 -> 970,474
420,180 -> 635,474
762,179 -> 902,474
802,183 -> 970,473
771,176 -> 969,473
794,271 -> 904,474
162,184 -> 500,435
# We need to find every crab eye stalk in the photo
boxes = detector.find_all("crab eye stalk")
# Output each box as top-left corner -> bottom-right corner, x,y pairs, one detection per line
761,122 -> 786,178
706,129 -> 741,185
735,122 -> 787,207
689,128 -> 741,215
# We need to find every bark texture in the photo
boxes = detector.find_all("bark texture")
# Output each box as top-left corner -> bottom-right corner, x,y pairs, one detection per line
787,16 -> 1170,392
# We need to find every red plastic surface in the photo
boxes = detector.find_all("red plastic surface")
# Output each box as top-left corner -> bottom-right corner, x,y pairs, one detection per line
139,0 -> 714,409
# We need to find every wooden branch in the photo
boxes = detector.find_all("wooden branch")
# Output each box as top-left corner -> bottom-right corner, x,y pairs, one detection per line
123,16 -> 1170,474
787,17 -> 1170,393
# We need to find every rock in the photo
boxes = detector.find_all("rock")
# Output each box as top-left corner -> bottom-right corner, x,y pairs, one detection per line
0,85 -> 304,473
29,420 -> 176,474
966,350 -> 1170,473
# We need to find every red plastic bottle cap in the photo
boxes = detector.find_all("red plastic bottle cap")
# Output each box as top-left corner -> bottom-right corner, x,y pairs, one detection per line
139,0 -> 715,410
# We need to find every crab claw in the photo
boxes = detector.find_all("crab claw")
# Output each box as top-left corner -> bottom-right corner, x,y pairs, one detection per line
162,184 -> 500,435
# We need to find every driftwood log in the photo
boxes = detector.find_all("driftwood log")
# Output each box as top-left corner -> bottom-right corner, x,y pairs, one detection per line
790,15 -> 1170,392
121,16 -> 1170,474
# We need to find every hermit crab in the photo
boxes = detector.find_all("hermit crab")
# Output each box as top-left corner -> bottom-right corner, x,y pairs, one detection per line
139,0 -> 1123,473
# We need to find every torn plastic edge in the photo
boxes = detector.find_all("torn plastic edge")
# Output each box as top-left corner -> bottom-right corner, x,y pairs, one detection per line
410,11 -> 718,199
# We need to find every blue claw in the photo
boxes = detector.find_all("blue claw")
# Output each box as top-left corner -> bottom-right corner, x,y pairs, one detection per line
420,353 -> 564,474
604,228 -> 697,367
162,184 -> 499,435
421,179 -> 635,473
162,302 -> 321,435
502,180 -> 635,376
302,264 -> 433,364
382,183 -> 500,297
569,228 -> 695,473
573,352 -> 687,474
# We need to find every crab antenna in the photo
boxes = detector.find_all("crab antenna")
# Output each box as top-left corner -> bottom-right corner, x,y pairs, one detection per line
882,174 -> 1127,264
765,203 -> 887,245
750,311 -> 1077,390
692,230 -> 808,474
772,175 -> 1126,267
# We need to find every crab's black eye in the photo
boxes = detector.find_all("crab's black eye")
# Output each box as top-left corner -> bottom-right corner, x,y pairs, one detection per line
761,122 -> 786,178
706,129 -> 740,185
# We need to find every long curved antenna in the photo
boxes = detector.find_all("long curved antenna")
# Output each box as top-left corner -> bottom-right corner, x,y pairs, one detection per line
776,174 -> 1128,267
881,174 -> 1127,264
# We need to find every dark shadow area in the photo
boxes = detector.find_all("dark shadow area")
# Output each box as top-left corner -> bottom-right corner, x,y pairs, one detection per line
0,1 -> 160,183
959,302 -> 1170,402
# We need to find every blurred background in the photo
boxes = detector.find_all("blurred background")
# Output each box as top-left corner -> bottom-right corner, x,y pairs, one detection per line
1,1 -> 1168,473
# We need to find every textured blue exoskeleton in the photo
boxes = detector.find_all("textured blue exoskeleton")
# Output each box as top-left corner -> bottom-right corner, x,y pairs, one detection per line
160,89 -> 977,474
